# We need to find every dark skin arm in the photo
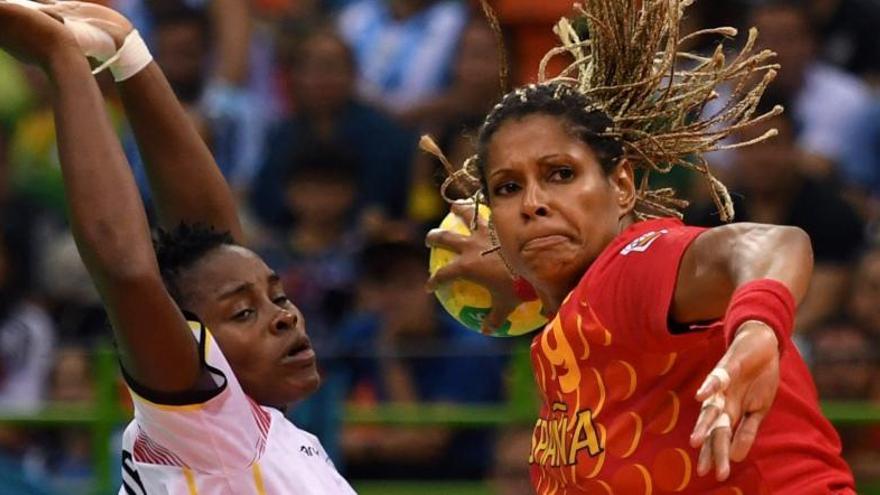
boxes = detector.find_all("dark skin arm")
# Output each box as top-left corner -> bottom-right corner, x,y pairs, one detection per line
0,4 -> 201,394
42,1 -> 243,240
119,63 -> 243,240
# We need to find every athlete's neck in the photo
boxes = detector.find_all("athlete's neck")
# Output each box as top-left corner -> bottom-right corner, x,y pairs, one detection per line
536,213 -> 637,315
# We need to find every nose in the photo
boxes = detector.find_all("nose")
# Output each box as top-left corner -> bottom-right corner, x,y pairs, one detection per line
271,307 -> 297,334
520,182 -> 550,220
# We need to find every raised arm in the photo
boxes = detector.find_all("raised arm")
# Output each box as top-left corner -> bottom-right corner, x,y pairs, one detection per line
119,63 -> 243,240
0,3 -> 201,394
44,1 -> 243,240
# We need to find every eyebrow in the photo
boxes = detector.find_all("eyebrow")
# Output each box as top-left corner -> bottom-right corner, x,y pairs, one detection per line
216,273 -> 282,301
488,154 -> 572,179
216,282 -> 252,301
536,153 -> 572,163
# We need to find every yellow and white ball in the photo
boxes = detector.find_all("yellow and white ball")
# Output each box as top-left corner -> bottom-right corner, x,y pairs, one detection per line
429,205 -> 547,337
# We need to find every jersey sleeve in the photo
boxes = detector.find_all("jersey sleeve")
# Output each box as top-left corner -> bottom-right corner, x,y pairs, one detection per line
121,321 -> 270,473
585,224 -> 712,353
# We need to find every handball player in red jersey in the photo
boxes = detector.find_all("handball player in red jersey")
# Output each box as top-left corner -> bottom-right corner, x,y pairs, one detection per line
426,1 -> 856,493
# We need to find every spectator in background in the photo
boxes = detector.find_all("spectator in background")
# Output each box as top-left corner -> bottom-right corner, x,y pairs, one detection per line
255,144 -> 362,462
396,17 -> 503,129
36,230 -> 107,345
117,0 -> 266,193
336,0 -> 468,115
490,428 -> 533,495
408,19 -> 504,224
747,0 -> 872,174
30,347 -> 95,492
839,101 -> 880,222
807,0 -> 880,81
339,241 -> 507,480
5,64 -> 127,216
124,6 -> 213,207
151,7 -> 212,135
688,101 -> 865,332
250,26 -> 416,229
0,231 -> 55,412
125,3 -> 267,198
847,246 -> 880,338
809,321 -> 877,400
808,322 -> 880,484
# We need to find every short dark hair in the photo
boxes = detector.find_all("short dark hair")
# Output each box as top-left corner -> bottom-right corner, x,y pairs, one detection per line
358,241 -> 426,284
747,0 -> 808,11
277,22 -> 357,73
153,223 -> 235,306
150,3 -> 211,38
747,0 -> 814,33
284,142 -> 359,186
476,82 -> 623,192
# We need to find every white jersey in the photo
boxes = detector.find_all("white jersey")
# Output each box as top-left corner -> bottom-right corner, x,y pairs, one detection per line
118,322 -> 356,495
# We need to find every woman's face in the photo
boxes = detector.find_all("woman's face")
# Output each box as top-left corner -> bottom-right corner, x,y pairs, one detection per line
484,114 -> 635,306
177,246 -> 319,408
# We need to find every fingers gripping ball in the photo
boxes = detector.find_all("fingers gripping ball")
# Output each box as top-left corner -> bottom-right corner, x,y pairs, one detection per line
429,206 -> 547,337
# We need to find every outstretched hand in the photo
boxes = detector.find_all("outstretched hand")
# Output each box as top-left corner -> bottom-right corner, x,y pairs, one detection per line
689,321 -> 780,481
0,0 -> 77,67
39,0 -> 133,54
425,201 -> 520,334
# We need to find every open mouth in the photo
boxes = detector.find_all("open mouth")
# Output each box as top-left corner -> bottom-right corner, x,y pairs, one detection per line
281,338 -> 315,365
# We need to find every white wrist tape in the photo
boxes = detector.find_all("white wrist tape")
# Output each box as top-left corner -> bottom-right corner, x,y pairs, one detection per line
91,29 -> 152,81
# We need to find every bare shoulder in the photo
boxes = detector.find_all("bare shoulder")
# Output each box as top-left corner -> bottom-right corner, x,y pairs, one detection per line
672,222 -> 812,323
686,222 -> 811,259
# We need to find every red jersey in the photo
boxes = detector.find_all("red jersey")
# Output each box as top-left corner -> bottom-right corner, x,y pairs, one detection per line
528,218 -> 855,495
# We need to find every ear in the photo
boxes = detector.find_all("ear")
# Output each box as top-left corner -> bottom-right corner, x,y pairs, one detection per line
609,159 -> 637,218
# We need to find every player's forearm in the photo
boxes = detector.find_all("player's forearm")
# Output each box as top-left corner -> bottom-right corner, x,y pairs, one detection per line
118,63 -> 243,240
48,49 -> 157,276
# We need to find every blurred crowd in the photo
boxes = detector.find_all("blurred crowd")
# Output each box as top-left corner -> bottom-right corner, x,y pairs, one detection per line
0,0 -> 877,492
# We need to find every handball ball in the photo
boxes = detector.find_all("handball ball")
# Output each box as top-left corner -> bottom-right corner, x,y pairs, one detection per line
429,204 -> 548,337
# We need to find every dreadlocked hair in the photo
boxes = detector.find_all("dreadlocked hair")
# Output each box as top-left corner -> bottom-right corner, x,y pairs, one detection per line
153,223 -> 236,306
421,0 -> 782,222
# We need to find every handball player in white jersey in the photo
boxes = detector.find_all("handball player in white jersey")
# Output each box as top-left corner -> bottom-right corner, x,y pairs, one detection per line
0,2 -> 356,493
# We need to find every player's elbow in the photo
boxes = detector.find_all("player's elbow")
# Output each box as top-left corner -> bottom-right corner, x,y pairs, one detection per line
764,225 -> 814,301
726,223 -> 814,300
776,226 -> 814,271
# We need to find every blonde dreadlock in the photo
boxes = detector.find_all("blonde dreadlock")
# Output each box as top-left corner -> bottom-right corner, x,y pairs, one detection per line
421,0 -> 782,223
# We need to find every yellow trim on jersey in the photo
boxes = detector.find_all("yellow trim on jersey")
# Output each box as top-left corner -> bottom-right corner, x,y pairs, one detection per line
128,389 -> 207,412
252,463 -> 267,495
187,321 -> 214,359
127,323 -> 218,412
183,467 -> 198,494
